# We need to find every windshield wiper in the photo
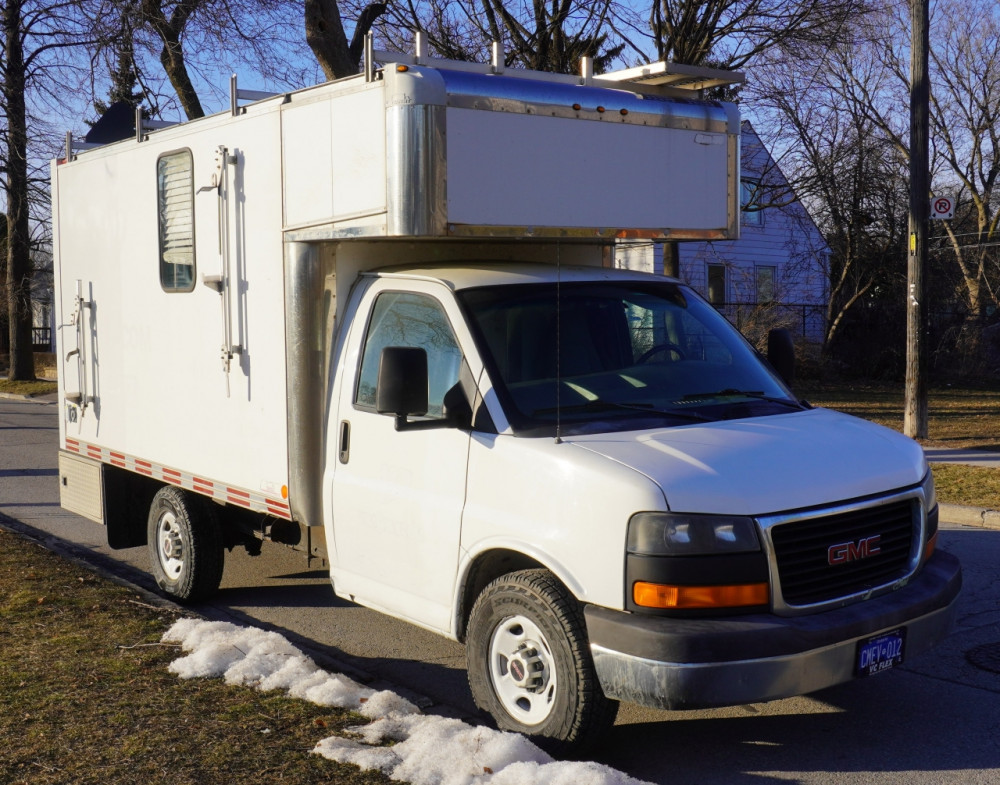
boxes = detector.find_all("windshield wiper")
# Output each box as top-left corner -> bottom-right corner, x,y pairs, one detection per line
533,400 -> 713,422
683,389 -> 804,409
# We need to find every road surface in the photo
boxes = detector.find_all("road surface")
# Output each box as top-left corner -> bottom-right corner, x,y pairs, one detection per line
2,395 -> 999,784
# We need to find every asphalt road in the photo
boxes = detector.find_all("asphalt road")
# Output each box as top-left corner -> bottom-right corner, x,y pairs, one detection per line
2,395 -> 999,784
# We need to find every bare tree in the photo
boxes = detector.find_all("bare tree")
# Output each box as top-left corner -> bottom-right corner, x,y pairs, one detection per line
3,0 -> 99,381
105,0 -> 388,121
366,0 -> 624,74
647,0 -> 865,68
755,38 -> 909,353
927,0 -> 1000,320
135,0 -> 206,117
306,0 -> 387,80
827,0 -> 1000,324
93,0 -> 341,122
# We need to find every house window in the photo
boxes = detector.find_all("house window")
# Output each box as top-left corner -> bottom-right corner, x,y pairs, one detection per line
157,150 -> 196,292
741,178 -> 763,226
756,266 -> 777,303
707,264 -> 727,305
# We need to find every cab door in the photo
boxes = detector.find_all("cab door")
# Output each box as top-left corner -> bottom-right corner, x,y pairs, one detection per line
330,279 -> 472,634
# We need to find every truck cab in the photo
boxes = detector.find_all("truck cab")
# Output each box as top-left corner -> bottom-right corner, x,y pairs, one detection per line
325,262 -> 960,744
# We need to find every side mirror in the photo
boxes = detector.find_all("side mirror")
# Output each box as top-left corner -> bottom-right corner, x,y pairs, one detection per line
376,347 -> 428,425
767,328 -> 795,387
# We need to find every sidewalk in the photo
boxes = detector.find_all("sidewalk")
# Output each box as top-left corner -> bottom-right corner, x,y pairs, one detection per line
924,448 -> 1000,469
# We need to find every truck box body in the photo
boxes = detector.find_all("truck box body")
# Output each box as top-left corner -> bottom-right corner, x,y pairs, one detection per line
54,59 -> 740,530
52,51 -> 960,746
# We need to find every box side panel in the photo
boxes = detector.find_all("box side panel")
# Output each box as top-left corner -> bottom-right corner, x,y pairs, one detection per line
445,108 -> 731,233
282,100 -> 335,226
282,85 -> 387,229
52,108 -> 291,504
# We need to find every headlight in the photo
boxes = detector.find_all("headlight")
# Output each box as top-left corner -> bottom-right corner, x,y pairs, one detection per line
627,512 -> 760,555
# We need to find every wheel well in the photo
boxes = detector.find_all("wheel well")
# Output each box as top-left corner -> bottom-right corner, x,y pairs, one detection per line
102,465 -> 268,553
457,549 -> 547,642
103,465 -> 160,549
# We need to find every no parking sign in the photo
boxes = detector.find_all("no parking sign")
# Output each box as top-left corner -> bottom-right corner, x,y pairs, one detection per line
931,196 -> 954,219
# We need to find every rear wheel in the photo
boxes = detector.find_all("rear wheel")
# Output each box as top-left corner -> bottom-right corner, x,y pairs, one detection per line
466,569 -> 618,748
147,487 -> 224,603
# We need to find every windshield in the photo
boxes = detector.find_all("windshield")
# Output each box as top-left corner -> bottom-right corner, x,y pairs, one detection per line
458,280 -> 802,436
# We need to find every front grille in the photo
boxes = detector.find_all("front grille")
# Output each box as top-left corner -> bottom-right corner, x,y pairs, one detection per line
770,499 -> 916,606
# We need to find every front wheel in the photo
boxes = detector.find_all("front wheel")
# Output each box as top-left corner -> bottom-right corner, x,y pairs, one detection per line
147,487 -> 224,603
466,569 -> 618,748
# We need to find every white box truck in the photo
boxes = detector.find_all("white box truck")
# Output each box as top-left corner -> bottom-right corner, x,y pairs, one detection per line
52,43 -> 961,747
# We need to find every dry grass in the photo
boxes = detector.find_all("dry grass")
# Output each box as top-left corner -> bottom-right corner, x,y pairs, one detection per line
0,378 -> 57,396
927,463 -> 1000,508
0,528 -> 393,785
799,382 -> 1000,450
0,352 -> 58,395
800,382 -> 1000,508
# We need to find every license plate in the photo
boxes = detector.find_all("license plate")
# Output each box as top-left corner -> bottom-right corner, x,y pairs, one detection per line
856,628 -> 906,677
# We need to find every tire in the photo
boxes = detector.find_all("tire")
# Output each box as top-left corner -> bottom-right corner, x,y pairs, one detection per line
147,486 -> 225,603
466,569 -> 618,748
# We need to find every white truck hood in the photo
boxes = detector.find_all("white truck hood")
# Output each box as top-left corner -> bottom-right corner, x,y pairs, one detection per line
567,408 -> 927,516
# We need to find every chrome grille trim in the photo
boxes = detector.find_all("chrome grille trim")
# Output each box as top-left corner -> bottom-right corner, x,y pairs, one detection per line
759,487 -> 929,616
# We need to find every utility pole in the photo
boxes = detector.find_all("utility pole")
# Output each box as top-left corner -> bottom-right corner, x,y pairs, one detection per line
904,0 -> 930,439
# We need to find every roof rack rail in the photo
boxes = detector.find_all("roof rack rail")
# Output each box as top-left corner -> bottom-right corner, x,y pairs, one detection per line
363,31 -> 743,95
599,61 -> 744,91
229,74 -> 287,117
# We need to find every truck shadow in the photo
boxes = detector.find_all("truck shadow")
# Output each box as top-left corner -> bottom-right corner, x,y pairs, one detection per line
594,667 -> 1000,784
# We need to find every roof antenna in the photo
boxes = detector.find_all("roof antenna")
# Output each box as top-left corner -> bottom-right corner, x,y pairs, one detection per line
555,242 -> 562,445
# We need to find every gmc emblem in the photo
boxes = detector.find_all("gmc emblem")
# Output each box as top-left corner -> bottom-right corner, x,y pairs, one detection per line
828,535 -> 882,565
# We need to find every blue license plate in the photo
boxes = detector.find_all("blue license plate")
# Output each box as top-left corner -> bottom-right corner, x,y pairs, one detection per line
856,628 -> 906,677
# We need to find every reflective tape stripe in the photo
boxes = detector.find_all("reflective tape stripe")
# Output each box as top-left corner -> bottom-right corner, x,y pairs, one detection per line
61,439 -> 292,520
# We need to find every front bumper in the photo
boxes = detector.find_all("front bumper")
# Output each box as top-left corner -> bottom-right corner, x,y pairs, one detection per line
586,550 -> 962,710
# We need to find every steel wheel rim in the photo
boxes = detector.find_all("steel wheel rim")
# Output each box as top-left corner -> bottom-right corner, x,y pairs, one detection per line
487,614 -> 557,726
155,510 -> 184,580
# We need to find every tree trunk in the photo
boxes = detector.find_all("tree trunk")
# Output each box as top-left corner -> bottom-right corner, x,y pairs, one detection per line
305,0 -> 386,81
141,0 -> 204,120
156,21 -> 204,118
3,0 -> 35,381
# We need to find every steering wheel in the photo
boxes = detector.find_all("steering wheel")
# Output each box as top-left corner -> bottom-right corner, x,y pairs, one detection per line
637,343 -> 686,363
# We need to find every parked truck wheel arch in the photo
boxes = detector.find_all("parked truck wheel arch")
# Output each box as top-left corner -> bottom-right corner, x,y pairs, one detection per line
146,487 -> 225,603
465,569 -> 619,749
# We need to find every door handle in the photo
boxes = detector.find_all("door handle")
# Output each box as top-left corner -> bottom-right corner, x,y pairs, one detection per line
339,420 -> 351,464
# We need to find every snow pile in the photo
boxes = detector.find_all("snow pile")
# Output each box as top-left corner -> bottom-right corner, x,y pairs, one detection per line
163,618 -> 652,785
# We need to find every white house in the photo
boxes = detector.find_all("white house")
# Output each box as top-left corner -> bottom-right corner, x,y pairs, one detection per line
617,121 -> 829,345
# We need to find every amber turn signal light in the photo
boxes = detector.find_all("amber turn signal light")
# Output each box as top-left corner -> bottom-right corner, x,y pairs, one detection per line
633,581 -> 769,609
923,530 -> 938,562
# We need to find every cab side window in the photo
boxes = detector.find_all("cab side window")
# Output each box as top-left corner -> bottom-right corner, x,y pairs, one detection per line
356,292 -> 463,418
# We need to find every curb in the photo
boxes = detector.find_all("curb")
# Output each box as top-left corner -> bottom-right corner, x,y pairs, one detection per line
939,503 -> 1000,530
0,390 -> 59,402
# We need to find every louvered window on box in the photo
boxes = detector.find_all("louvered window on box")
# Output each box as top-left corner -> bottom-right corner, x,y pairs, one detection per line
157,150 -> 196,292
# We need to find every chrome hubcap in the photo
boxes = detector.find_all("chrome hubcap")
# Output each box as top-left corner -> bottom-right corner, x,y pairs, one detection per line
488,615 -> 556,726
156,511 -> 184,580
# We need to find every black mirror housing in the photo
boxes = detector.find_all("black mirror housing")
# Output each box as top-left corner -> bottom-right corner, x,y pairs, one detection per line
376,347 -> 428,417
767,328 -> 795,387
